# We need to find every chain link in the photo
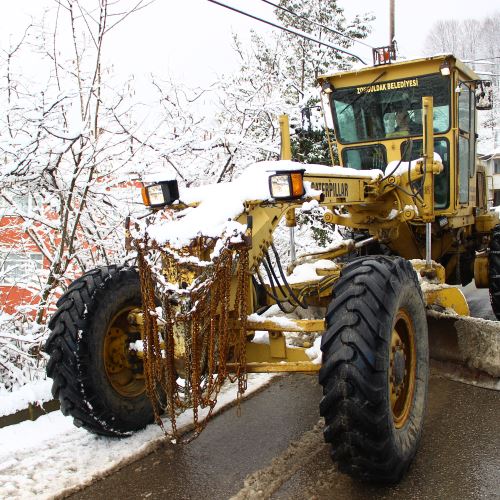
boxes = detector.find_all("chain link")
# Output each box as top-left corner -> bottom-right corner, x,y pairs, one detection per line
134,235 -> 249,442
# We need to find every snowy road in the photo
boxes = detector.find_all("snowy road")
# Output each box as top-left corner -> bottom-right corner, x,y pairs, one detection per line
0,284 -> 497,499
68,372 -> 500,500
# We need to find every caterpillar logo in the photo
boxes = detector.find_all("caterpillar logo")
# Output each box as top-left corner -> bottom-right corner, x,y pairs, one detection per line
311,181 -> 349,198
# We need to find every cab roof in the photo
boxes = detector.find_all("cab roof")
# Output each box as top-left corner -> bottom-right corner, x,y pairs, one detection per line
318,54 -> 480,88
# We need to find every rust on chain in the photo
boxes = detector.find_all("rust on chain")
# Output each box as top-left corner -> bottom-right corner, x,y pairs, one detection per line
134,233 -> 249,442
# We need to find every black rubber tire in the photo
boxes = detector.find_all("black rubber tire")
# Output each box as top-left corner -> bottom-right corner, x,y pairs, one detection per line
319,256 -> 429,483
45,265 -> 154,436
489,224 -> 500,319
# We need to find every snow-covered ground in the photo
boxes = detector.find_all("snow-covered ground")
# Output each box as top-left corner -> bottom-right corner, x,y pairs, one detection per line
0,373 -> 273,499
0,379 -> 52,417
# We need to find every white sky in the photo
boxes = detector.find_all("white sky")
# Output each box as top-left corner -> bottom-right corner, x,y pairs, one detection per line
0,1 -> 498,88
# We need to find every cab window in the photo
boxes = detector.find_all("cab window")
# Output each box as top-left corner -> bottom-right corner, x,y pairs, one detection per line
331,74 -> 451,144
342,145 -> 387,171
401,138 -> 450,209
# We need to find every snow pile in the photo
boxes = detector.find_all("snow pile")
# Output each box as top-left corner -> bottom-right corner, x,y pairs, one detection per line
247,313 -> 298,330
286,259 -> 337,284
248,304 -> 325,364
0,373 -> 273,500
305,336 -> 322,364
0,379 -> 53,417
303,163 -> 383,180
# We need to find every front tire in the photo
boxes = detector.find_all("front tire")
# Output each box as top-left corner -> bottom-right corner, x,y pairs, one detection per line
45,265 -> 154,436
489,224 -> 500,319
319,256 -> 429,482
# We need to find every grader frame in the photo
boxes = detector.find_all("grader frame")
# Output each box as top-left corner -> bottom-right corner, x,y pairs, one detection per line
45,53 -> 498,484
152,56 -> 497,374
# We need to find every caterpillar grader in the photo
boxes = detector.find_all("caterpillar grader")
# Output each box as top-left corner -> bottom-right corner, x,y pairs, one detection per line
45,53 -> 498,483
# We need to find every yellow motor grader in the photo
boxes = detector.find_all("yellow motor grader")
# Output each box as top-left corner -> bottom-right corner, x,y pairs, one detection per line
46,54 -> 498,483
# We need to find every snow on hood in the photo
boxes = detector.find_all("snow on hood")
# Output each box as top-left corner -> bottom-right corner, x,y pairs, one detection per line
144,160 -> 383,248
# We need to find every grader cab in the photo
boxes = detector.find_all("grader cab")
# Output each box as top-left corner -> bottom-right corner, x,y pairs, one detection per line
45,54 -> 498,483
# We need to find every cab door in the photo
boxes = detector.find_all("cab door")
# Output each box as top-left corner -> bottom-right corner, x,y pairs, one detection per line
457,82 -> 476,206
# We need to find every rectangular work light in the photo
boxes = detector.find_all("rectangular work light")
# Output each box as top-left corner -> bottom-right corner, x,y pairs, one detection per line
269,170 -> 305,200
141,180 -> 179,208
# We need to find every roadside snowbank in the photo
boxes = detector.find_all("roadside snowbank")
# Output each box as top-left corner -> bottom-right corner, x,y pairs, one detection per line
0,379 -> 52,417
0,373 -> 273,500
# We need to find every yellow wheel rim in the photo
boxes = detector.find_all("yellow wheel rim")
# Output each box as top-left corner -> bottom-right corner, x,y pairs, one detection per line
103,306 -> 145,398
390,308 -> 416,428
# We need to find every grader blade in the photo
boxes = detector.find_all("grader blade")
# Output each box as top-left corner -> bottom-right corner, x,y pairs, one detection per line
427,311 -> 500,379
416,263 -> 499,379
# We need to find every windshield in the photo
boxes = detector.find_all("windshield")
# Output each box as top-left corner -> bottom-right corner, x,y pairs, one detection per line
331,74 -> 450,144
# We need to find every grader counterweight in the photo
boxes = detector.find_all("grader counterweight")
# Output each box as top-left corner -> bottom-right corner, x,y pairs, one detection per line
45,54 -> 498,483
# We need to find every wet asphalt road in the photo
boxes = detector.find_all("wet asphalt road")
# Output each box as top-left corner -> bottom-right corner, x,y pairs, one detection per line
70,286 -> 500,500
71,373 -> 500,500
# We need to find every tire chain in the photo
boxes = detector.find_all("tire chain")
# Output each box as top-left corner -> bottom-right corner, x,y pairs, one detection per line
135,235 -> 249,442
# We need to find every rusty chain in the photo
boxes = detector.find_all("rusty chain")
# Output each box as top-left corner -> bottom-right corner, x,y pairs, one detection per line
135,235 -> 249,442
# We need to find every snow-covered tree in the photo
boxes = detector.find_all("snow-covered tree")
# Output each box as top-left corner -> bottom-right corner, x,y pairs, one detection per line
0,0 -> 157,389
423,13 -> 500,150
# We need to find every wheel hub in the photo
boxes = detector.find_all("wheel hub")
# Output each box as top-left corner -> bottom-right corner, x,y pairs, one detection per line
390,309 -> 416,429
393,349 -> 405,387
104,307 -> 145,398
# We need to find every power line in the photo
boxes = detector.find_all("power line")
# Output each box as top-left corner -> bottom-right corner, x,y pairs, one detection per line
260,0 -> 374,50
207,0 -> 367,65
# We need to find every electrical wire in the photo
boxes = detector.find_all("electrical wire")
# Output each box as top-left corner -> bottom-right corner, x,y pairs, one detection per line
381,138 -> 413,182
259,0 -> 374,50
263,251 -> 297,305
207,0 -> 367,65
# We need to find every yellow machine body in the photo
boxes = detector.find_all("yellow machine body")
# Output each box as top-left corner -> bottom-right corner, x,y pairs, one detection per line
142,54 -> 498,374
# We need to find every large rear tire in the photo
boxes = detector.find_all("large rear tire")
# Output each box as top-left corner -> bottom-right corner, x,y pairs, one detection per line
489,224 -> 500,319
319,256 -> 429,483
45,265 -> 154,436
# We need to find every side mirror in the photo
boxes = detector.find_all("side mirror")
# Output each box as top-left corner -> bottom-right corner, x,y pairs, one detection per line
476,80 -> 493,111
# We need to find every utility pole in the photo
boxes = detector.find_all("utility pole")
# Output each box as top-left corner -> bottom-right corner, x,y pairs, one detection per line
390,0 -> 395,48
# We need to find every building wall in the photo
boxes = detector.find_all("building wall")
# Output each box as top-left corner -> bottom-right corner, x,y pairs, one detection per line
0,198 -> 46,317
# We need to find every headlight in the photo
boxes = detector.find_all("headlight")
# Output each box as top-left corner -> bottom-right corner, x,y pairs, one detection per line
269,170 -> 305,200
141,180 -> 179,208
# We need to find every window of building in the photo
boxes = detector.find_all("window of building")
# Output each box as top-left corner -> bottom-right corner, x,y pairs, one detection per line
494,159 -> 500,175
0,252 -> 43,285
494,190 -> 500,207
0,192 -> 36,216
